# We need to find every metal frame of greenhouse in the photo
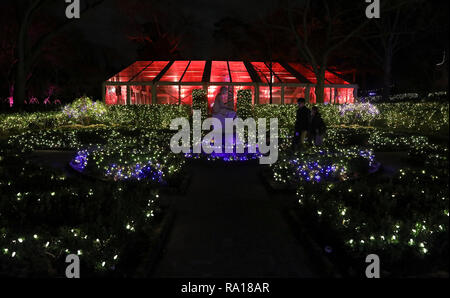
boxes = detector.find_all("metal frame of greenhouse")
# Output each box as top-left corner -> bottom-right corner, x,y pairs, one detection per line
103,60 -> 358,107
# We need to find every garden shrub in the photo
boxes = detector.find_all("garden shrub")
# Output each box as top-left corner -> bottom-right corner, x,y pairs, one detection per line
254,104 -> 297,138
106,105 -> 190,129
0,154 -> 164,277
62,97 -> 108,125
254,102 -> 449,135
337,103 -> 380,125
192,89 -> 208,120
295,166 -> 448,276
236,89 -> 254,119
1,100 -> 448,136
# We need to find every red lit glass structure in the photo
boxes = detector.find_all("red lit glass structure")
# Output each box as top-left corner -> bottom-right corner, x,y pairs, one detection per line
104,61 -> 357,106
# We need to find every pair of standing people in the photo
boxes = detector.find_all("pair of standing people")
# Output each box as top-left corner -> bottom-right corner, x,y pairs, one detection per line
293,98 -> 326,148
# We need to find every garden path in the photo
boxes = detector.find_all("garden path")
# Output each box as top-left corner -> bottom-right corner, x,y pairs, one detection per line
152,161 -> 318,278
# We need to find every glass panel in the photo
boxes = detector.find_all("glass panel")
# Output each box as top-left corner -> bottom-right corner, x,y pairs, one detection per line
207,85 -> 222,110
259,86 -> 281,104
288,63 -> 319,84
160,61 -> 190,82
309,87 -> 316,104
324,88 -> 332,104
325,71 -> 349,84
308,88 -> 346,104
270,63 -> 300,83
251,62 -> 281,83
336,88 -> 355,104
108,61 -> 151,82
130,85 -> 152,105
229,61 -> 253,83
132,61 -> 170,82
210,61 -> 231,82
208,85 -> 245,112
181,61 -> 206,82
156,85 -> 179,104
105,85 -> 127,105
284,87 -> 306,104
330,88 -> 336,104
180,85 -> 204,105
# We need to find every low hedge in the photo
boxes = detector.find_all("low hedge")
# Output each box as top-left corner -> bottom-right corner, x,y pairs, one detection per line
0,101 -> 448,136
0,154 -> 165,277
254,102 -> 449,135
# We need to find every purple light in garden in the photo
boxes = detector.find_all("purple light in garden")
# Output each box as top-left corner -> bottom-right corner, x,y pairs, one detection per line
184,138 -> 263,162
185,151 -> 262,162
291,159 -> 340,182
70,150 -> 166,183
70,150 -> 89,173
289,149 -> 377,183
338,103 -> 380,117
106,161 -> 165,182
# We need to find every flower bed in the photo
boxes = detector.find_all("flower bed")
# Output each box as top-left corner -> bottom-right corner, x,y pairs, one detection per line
294,164 -> 448,276
324,127 -> 446,152
7,127 -> 186,188
70,145 -> 184,184
0,154 -> 168,277
268,123 -> 448,276
272,147 -> 379,186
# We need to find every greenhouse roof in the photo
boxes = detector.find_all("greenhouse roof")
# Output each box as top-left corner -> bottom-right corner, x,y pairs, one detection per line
107,61 -> 351,85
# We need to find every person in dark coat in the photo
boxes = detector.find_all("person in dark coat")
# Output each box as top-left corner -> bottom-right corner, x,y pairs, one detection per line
292,98 -> 311,149
310,106 -> 326,146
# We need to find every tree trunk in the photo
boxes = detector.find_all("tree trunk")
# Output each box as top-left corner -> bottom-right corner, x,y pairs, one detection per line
315,67 -> 326,103
14,60 -> 27,107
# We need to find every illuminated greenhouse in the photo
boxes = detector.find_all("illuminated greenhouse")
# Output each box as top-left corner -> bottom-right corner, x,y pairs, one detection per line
103,61 -> 357,107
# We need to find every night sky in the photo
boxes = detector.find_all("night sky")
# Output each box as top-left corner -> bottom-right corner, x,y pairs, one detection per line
2,0 -> 448,98
73,0 -> 275,64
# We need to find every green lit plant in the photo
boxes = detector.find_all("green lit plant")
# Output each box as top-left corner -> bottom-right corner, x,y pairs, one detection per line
295,166 -> 448,276
62,97 -> 108,126
236,89 -> 254,119
192,89 -> 208,120
0,154 -> 163,277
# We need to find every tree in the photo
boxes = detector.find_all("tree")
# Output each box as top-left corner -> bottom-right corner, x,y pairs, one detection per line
362,0 -> 422,100
119,0 -> 192,60
12,0 -> 104,107
128,18 -> 184,60
362,0 -> 447,99
0,3 -> 17,101
276,0 -> 370,103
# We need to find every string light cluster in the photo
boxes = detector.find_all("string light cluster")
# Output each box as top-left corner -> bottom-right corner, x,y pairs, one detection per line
0,154 -> 163,277
296,166 -> 448,259
62,97 -> 108,125
68,142 -> 184,183
272,147 -> 378,185
253,102 -> 449,134
1,103 -> 192,137
2,101 -> 448,140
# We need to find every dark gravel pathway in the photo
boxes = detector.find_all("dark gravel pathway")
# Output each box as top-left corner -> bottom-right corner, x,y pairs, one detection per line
152,161 -> 318,278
